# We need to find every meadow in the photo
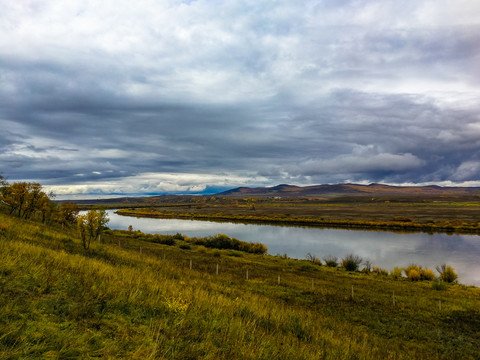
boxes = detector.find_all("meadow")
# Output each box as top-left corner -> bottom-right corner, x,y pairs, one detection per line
1,211 -> 480,359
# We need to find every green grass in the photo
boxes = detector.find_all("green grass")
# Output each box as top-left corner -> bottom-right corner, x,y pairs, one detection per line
1,212 -> 480,359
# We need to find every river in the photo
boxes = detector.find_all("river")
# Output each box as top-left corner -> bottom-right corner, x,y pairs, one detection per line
104,210 -> 480,286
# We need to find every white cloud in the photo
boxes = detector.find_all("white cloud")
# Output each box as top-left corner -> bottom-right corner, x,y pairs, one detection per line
44,171 -> 270,199
453,161 -> 480,181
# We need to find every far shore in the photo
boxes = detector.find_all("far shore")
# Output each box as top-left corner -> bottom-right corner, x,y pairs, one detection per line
115,207 -> 480,235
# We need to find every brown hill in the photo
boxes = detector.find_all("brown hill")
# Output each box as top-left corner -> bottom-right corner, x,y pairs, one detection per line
216,183 -> 480,198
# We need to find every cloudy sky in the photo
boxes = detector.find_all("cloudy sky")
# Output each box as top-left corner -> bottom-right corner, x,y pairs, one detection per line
2,0 -> 480,198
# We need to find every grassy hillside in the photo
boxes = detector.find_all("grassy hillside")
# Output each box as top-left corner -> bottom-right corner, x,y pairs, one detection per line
1,212 -> 480,359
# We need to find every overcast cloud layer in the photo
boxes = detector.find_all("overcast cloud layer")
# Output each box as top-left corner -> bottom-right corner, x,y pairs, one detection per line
2,0 -> 480,198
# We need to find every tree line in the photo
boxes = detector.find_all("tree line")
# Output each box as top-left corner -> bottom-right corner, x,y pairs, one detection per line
0,174 -> 108,249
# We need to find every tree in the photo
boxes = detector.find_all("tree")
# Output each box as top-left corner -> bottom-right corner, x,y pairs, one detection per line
77,210 -> 109,250
0,173 -> 7,188
55,203 -> 80,227
0,173 -> 7,209
0,182 -> 53,220
38,194 -> 55,223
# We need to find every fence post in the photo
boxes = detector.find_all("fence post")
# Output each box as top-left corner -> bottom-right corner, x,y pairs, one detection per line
216,263 -> 219,275
190,259 -> 192,270
246,269 -> 249,280
278,275 -> 280,285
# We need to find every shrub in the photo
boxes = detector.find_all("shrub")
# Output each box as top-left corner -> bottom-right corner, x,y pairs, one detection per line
205,234 -> 235,249
179,244 -> 192,250
204,234 -> 267,254
404,264 -> 422,277
408,269 -> 421,281
363,259 -> 372,273
323,255 -> 338,267
436,264 -> 458,283
196,245 -> 207,253
372,266 -> 388,276
306,252 -> 321,265
189,237 -> 206,246
341,254 -> 363,272
249,242 -> 268,255
420,269 -> 435,281
173,232 -> 184,240
151,234 -> 175,246
390,267 -> 403,279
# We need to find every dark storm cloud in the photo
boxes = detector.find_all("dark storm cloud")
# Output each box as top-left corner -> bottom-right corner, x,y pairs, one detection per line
1,0 -> 480,196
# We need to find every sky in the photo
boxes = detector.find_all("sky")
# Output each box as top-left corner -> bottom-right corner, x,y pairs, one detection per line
1,0 -> 480,198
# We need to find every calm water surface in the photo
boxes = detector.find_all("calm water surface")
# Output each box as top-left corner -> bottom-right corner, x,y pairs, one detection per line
104,210 -> 480,286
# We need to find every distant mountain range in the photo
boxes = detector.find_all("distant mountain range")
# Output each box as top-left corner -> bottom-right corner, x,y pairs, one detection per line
216,183 -> 480,198
67,183 -> 480,205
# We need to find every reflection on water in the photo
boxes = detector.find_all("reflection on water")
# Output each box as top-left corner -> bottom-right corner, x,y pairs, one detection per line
105,210 -> 480,286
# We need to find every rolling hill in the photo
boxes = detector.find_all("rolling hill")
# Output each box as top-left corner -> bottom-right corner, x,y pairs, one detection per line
61,183 -> 480,206
216,183 -> 480,198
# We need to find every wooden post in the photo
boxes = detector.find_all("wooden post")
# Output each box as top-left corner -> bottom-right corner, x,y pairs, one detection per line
189,259 -> 192,270
163,253 -> 166,260
118,240 -> 121,248
351,285 -> 354,299
311,279 -> 314,291
246,269 -> 249,280
216,263 -> 219,275
278,275 -> 280,285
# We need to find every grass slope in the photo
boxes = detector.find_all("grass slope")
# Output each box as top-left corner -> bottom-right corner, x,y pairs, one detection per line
1,213 -> 480,359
